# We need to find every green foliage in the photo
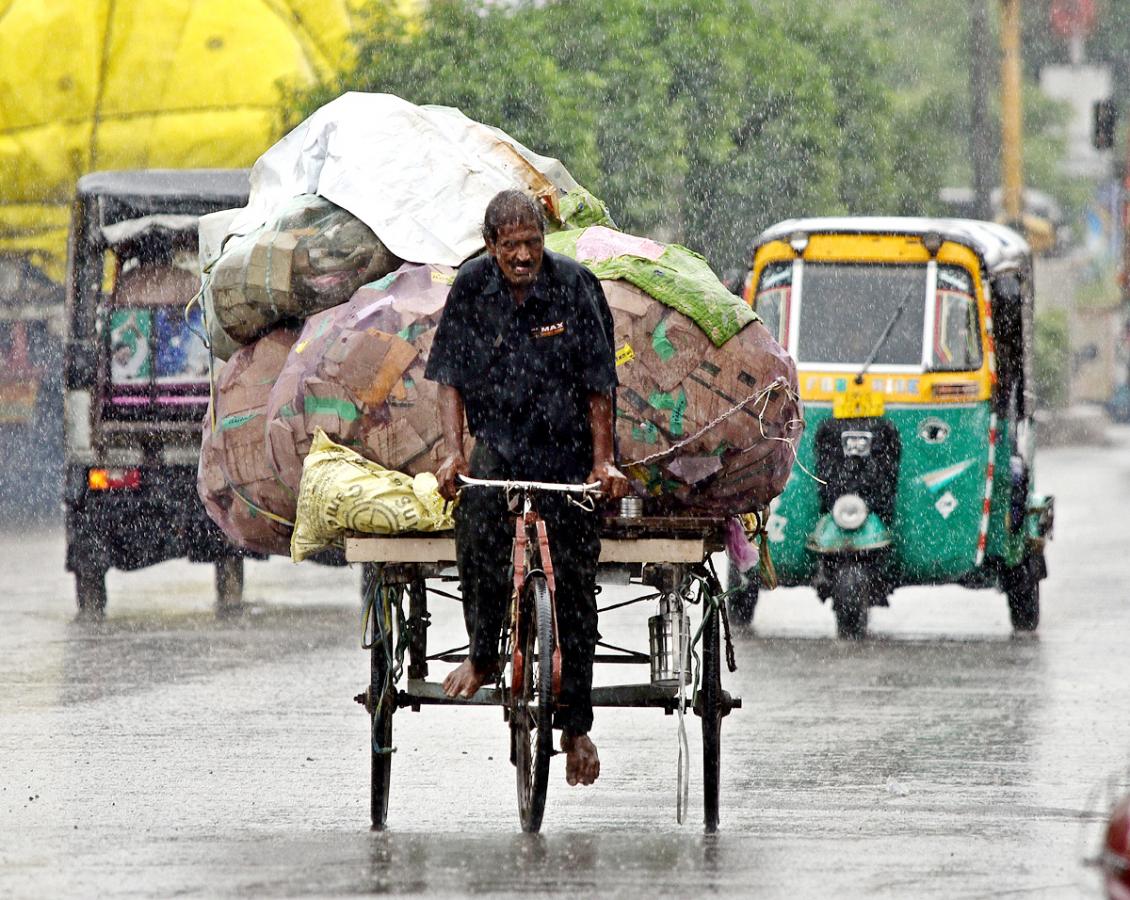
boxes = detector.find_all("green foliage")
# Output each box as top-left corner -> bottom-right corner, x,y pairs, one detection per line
1034,309 -> 1070,410
285,0 -> 1084,272
288,0 -> 924,273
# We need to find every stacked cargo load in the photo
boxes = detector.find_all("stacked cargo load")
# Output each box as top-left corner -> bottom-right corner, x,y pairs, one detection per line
264,263 -> 459,496
196,92 -> 802,555
260,255 -> 799,518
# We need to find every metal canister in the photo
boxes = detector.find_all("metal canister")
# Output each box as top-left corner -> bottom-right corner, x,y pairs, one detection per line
619,496 -> 643,518
648,594 -> 692,686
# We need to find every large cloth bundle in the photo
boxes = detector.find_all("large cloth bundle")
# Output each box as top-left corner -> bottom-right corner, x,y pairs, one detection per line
603,279 -> 801,513
265,263 -> 464,499
225,92 -> 589,266
197,328 -> 299,556
209,195 -> 402,344
200,93 -> 613,358
546,226 -> 757,346
264,261 -> 801,517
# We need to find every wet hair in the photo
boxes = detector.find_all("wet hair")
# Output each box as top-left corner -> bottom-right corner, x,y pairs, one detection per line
482,190 -> 545,243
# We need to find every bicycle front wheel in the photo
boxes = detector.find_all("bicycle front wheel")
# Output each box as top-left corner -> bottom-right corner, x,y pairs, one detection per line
700,600 -> 722,833
511,572 -> 555,833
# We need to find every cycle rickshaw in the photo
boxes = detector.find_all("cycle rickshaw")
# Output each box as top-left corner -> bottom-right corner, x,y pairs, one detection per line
346,476 -> 744,834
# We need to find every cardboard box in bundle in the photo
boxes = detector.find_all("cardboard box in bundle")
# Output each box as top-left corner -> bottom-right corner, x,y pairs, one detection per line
609,292 -> 801,513
265,264 -> 460,501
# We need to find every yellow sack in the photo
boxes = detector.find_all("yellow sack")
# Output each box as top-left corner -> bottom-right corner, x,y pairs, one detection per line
291,428 -> 453,562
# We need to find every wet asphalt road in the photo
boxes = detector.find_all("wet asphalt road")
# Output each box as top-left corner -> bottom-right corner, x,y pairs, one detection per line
2,428 -> 1129,898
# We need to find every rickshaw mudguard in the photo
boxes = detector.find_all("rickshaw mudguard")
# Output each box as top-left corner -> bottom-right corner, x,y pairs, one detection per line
805,511 -> 892,554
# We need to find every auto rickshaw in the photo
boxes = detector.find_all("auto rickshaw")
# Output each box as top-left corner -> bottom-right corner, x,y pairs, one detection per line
731,217 -> 1053,637
63,170 -> 251,615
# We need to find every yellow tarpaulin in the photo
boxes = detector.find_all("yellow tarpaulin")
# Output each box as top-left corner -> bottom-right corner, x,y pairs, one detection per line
0,0 -> 408,279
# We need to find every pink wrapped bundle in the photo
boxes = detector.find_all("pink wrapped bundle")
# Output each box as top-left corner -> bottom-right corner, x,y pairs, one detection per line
265,264 -> 463,497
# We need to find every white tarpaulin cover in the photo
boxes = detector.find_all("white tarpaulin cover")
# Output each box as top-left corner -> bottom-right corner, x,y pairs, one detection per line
226,92 -> 581,265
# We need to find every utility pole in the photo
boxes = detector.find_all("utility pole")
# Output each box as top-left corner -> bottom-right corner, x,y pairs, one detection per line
969,0 -> 994,220
999,0 -> 1025,229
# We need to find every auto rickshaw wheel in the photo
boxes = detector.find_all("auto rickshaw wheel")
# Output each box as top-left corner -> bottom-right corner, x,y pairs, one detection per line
831,562 -> 870,639
1004,554 -> 1040,632
75,568 -> 107,618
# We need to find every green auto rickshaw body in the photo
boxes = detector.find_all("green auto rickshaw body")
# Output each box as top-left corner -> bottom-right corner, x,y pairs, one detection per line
745,217 -> 1051,632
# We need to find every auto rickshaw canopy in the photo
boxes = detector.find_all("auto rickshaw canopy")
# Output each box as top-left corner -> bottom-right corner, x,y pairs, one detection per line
752,216 -> 1032,278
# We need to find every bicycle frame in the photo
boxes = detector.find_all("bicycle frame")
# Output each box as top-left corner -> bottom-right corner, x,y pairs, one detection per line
457,476 -> 600,699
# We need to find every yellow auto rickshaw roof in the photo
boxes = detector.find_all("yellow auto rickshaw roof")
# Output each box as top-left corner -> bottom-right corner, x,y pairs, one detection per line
752,216 -> 1032,276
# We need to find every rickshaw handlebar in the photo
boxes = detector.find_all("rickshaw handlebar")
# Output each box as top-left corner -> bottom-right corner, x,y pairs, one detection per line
457,475 -> 602,495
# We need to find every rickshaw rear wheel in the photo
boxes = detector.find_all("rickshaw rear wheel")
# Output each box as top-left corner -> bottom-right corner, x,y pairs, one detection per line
1004,554 -> 1040,632
513,573 -> 554,834
366,567 -> 396,831
832,562 -> 870,639
701,597 -> 723,832
370,690 -> 394,831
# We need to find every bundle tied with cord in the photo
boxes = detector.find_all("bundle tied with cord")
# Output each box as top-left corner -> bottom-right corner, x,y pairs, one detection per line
547,225 -> 804,515
208,194 -> 402,345
261,248 -> 801,520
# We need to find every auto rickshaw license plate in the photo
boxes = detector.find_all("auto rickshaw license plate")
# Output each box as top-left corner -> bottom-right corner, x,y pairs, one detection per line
833,382 -> 885,419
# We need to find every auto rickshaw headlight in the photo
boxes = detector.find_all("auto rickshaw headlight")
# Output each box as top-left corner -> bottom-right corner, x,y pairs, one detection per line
832,493 -> 869,531
841,430 -> 873,457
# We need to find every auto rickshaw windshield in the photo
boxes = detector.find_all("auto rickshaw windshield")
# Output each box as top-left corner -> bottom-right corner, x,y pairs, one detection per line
755,261 -> 982,371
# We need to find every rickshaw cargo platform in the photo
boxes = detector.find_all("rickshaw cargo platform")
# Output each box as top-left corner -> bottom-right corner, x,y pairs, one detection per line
345,516 -> 727,567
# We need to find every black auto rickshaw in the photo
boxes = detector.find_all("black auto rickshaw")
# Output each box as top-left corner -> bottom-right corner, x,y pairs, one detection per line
63,169 -> 251,615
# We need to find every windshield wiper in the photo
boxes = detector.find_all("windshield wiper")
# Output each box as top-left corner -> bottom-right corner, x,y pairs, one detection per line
855,284 -> 918,385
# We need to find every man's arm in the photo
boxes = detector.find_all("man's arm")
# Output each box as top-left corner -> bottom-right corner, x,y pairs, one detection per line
586,391 -> 629,499
436,383 -> 470,500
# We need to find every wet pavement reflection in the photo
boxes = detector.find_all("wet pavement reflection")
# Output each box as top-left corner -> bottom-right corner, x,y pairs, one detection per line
2,429 -> 1129,897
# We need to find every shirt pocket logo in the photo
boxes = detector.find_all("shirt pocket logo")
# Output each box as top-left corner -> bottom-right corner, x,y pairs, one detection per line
532,321 -> 566,339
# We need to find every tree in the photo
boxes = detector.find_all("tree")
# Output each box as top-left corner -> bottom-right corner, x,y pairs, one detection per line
288,0 -> 953,271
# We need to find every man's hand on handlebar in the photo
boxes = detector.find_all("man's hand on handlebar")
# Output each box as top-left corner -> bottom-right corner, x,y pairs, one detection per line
587,459 -> 630,501
436,453 -> 470,501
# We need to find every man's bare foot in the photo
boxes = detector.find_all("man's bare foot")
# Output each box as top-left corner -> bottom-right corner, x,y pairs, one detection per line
442,659 -> 493,699
561,733 -> 600,786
